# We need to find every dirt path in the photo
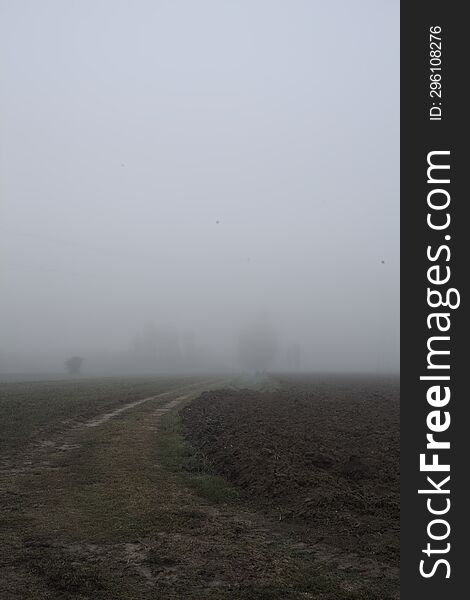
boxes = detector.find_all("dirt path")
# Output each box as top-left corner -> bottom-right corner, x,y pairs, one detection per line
84,385 -> 206,428
1,380 -> 218,597
0,380 -> 216,475
0,379 -> 397,599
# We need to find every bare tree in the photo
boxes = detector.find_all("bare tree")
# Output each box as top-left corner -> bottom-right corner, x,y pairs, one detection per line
238,316 -> 277,374
64,356 -> 84,376
286,343 -> 301,371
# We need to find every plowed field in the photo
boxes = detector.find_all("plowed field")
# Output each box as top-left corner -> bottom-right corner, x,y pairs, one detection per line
181,377 -> 399,566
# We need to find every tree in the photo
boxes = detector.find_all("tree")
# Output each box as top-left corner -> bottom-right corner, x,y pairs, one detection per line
134,322 -> 182,373
286,343 -> 301,371
238,315 -> 277,373
64,356 -> 84,376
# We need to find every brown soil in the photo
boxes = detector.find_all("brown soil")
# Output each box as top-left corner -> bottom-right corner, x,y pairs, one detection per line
1,375 -> 399,599
181,376 -> 400,567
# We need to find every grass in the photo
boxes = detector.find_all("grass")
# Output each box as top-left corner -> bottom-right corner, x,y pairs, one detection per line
1,376 -> 397,599
0,376 -> 192,455
158,406 -> 237,504
155,404 -> 393,600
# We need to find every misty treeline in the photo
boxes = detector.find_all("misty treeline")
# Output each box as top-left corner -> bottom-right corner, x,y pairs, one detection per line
127,318 -> 300,375
64,356 -> 84,376
133,322 -> 199,373
1,315 -> 303,377
56,318 -> 301,377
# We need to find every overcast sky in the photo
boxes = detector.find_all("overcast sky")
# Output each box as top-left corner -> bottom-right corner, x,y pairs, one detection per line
0,0 -> 399,373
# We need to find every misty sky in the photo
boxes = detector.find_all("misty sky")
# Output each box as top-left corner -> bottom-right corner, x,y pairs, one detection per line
0,0 -> 399,373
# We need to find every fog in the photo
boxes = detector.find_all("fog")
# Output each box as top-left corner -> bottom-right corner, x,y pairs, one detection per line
0,0 -> 399,376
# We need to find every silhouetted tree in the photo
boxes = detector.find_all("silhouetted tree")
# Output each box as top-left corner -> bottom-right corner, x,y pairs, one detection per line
238,316 -> 277,373
134,322 -> 182,373
156,326 -> 181,372
141,321 -> 158,361
286,343 -> 301,371
182,328 -> 198,370
64,356 -> 84,376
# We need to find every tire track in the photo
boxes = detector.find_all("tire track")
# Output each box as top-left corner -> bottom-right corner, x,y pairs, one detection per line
0,379 -> 221,475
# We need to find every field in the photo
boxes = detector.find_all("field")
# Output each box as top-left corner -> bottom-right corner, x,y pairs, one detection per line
182,377 -> 399,579
0,375 -> 399,599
